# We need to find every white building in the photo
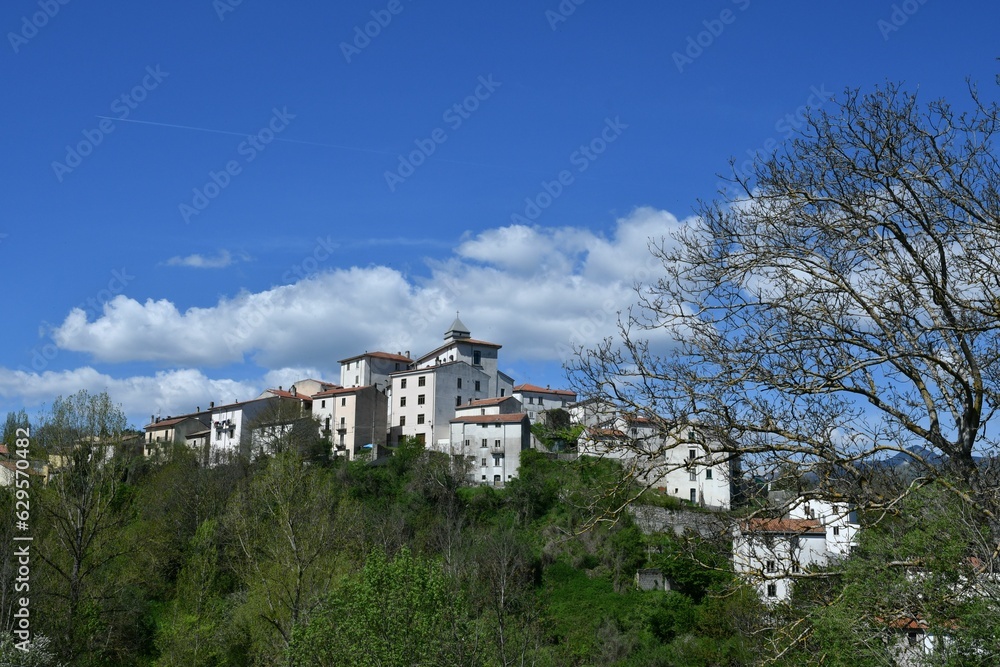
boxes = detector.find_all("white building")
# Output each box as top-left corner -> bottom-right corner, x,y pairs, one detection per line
733,498 -> 859,603
338,351 -> 411,389
389,317 -> 514,448
448,412 -> 531,487
312,384 -> 388,459
513,383 -> 577,423
573,401 -> 736,510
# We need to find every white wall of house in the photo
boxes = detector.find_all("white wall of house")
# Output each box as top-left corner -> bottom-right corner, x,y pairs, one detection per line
514,385 -> 577,423
448,415 -> 530,486
733,523 -> 828,603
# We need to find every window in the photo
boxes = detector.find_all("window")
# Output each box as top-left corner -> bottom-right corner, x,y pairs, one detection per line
791,562 -> 800,573
457,378 -> 462,388
705,468 -> 713,480
464,439 -> 470,447
473,351 -> 482,365
689,471 -> 697,481
456,396 -> 462,406
474,380 -> 481,391
321,400 -> 326,408
482,458 -> 487,466
395,363 -> 400,370
538,397 -> 543,405
400,396 -> 407,407
417,414 -> 425,424
417,394 -> 425,405
689,488 -> 696,502
495,440 -> 501,448
493,474 -> 501,486
528,397 -> 534,404
688,448 -> 696,460
399,416 -> 406,426
766,560 -> 776,573
340,417 -> 345,427
341,397 -> 346,406
418,376 -> 426,387
481,439 -> 487,448
482,475 -> 486,480
688,430 -> 696,441
500,389 -> 505,396
354,376 -> 358,384
833,526 -> 840,536
766,584 -> 777,598
493,455 -> 501,466
401,379 -> 407,389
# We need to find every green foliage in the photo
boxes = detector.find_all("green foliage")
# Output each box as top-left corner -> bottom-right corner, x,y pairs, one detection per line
0,634 -> 67,667
289,548 -> 478,667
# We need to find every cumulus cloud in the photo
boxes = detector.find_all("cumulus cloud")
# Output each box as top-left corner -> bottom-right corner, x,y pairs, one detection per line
51,207 -> 689,369
0,367 -> 261,426
164,249 -> 247,269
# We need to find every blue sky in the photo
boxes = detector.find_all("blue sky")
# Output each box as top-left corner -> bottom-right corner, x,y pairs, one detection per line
2,0 -> 998,427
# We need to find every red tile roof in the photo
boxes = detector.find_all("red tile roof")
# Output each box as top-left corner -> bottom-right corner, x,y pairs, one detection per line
514,383 -> 577,397
266,389 -> 314,402
339,351 -> 412,364
460,396 -> 517,409
144,415 -> 200,430
741,518 -> 825,535
450,413 -> 529,425
312,385 -> 373,398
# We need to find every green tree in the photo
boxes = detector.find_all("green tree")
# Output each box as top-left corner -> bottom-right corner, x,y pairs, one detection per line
223,452 -> 342,665
289,547 -> 480,667
33,390 -> 141,665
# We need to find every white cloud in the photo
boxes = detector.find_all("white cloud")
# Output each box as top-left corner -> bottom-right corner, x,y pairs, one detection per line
51,207 -> 689,369
0,367 -> 260,426
164,249 -> 246,269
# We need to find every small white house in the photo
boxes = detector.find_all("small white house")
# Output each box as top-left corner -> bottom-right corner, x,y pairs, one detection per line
448,412 -> 531,487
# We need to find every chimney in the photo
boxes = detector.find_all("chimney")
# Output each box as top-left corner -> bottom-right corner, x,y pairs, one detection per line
278,386 -> 282,392
196,406 -> 200,413
405,350 -> 410,358
291,385 -> 297,396
210,401 -> 215,409
150,414 -> 154,425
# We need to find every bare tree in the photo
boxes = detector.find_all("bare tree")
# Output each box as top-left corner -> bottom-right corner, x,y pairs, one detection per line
571,82 -> 1000,522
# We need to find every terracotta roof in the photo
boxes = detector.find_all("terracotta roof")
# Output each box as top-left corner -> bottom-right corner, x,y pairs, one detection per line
514,383 -> 576,397
450,413 -> 529,425
339,351 -> 412,364
588,426 -> 627,438
461,396 -> 517,409
312,385 -> 372,398
144,415 -> 200,430
390,360 -> 463,376
266,389 -> 314,402
741,518 -> 825,535
415,338 -> 502,364
185,429 -> 211,438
